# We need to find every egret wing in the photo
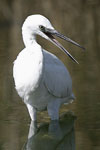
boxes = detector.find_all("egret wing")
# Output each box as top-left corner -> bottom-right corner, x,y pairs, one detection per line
43,50 -> 73,98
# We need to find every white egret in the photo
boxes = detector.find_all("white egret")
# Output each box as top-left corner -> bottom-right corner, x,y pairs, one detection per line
13,14 -> 84,121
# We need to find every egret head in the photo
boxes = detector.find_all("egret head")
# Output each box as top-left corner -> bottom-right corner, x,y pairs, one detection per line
22,15 -> 54,41
22,14 -> 85,63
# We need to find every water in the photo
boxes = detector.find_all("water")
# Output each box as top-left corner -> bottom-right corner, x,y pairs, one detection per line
0,1 -> 100,149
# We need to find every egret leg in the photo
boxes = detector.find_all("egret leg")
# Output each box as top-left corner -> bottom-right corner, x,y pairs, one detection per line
47,99 -> 61,120
26,103 -> 37,121
48,120 -> 62,139
28,121 -> 37,138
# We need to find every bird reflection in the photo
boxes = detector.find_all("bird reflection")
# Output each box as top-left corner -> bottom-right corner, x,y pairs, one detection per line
22,112 -> 76,150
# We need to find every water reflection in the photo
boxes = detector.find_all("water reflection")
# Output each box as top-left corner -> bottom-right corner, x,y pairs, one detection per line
23,112 -> 76,150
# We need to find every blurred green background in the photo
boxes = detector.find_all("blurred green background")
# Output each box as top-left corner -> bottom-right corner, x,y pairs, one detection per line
0,0 -> 100,150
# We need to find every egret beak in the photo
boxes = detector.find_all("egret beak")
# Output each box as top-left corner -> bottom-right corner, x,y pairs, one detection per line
43,27 -> 85,64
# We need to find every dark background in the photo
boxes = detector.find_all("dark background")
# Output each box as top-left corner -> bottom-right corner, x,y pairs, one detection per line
0,0 -> 100,149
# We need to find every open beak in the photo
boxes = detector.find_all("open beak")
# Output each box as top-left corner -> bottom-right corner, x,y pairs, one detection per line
43,27 -> 85,64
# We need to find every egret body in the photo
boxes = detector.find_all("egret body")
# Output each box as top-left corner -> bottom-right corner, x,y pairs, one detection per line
13,15 -> 84,121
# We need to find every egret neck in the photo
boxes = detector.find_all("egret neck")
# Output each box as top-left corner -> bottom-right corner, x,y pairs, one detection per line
22,28 -> 37,47
21,27 -> 44,95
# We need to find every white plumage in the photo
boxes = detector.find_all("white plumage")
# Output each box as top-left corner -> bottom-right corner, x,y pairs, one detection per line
13,14 -> 84,121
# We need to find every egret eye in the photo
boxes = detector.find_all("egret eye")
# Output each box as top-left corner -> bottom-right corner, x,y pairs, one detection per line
39,25 -> 45,31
